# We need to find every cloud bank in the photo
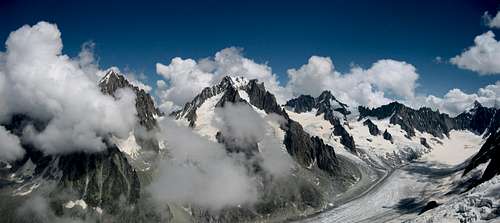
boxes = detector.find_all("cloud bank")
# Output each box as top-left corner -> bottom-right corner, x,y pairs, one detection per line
451,31 -> 500,75
0,126 -> 24,161
149,118 -> 259,210
0,21 -> 137,155
420,81 -> 500,116
483,11 -> 500,28
156,47 -> 288,112
286,56 -> 419,107
149,104 -> 293,210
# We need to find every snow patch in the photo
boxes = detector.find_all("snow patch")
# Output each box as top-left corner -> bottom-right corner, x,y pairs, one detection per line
114,131 -> 141,158
192,93 -> 224,141
422,130 -> 483,165
64,199 -> 88,210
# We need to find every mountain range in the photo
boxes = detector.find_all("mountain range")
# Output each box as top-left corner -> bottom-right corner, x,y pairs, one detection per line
0,71 -> 499,223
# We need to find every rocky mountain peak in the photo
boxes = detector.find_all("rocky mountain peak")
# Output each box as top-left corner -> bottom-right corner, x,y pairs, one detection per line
285,90 -> 350,117
99,69 -> 129,96
286,91 -> 356,153
98,69 -> 160,130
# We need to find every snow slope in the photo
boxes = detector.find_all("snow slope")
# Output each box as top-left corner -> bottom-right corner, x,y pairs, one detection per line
298,126 -> 496,223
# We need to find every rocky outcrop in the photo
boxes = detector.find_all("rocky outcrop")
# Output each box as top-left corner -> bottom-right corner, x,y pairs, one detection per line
3,114 -> 141,213
285,95 -> 316,113
99,70 -> 162,161
172,77 -> 351,221
453,101 -> 497,135
245,80 -> 287,117
358,101 -> 498,139
359,102 -> 455,138
57,144 -> 141,212
286,91 -> 356,153
420,138 -> 431,149
175,77 -> 342,175
463,114 -> 500,185
99,70 -> 161,130
363,119 -> 380,136
383,129 -> 393,143
242,81 -> 342,174
172,76 -> 235,127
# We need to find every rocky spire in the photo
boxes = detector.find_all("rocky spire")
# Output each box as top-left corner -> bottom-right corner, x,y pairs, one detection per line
99,69 -> 161,130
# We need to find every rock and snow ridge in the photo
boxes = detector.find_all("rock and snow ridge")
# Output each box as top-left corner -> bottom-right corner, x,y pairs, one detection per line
285,91 -> 356,153
172,75 -> 349,176
1,71 -> 499,222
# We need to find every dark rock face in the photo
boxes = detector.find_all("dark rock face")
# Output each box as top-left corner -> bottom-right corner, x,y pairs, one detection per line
241,81 -> 341,174
99,70 -> 161,130
285,90 -> 350,117
285,91 -> 356,153
316,91 -> 351,117
453,102 -> 497,135
285,95 -> 316,113
363,119 -> 380,136
484,109 -> 500,137
99,70 -> 162,160
3,114 -> 141,213
420,138 -> 431,149
245,80 -> 287,117
57,145 -> 141,212
383,129 -> 393,142
358,101 -> 497,139
463,115 -> 500,185
172,76 -> 234,127
330,118 -> 356,153
282,120 -> 340,174
419,201 -> 439,215
359,102 -> 454,138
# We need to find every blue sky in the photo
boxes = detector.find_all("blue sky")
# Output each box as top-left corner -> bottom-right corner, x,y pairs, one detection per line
0,0 -> 499,97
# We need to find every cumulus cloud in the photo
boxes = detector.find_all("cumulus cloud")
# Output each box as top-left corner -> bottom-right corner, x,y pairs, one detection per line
16,195 -> 94,223
419,81 -> 500,116
214,103 -> 294,176
148,118 -> 258,210
149,104 -> 293,210
483,11 -> 500,28
0,125 -> 25,161
286,56 -> 419,107
0,21 -> 137,155
451,31 -> 500,75
155,47 -> 289,112
156,57 -> 213,107
215,103 -> 266,148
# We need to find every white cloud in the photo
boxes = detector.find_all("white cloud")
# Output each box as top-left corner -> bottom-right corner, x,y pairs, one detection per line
148,118 -> 258,210
483,11 -> 500,28
149,104 -> 293,210
156,57 -> 213,107
420,81 -> 500,116
451,31 -> 500,75
0,126 -> 24,161
286,56 -> 419,107
0,21 -> 137,155
155,47 -> 289,112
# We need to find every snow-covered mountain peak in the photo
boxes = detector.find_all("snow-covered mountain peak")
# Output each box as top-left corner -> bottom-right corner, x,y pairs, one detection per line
100,68 -> 122,85
227,75 -> 250,89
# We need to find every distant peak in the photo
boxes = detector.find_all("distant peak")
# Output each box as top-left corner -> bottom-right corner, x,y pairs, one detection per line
218,75 -> 250,89
100,69 -> 124,84
473,100 -> 483,108
319,90 -> 333,98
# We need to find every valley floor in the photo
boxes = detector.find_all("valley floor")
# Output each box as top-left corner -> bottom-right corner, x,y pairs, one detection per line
298,131 -> 499,223
300,161 -> 457,223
